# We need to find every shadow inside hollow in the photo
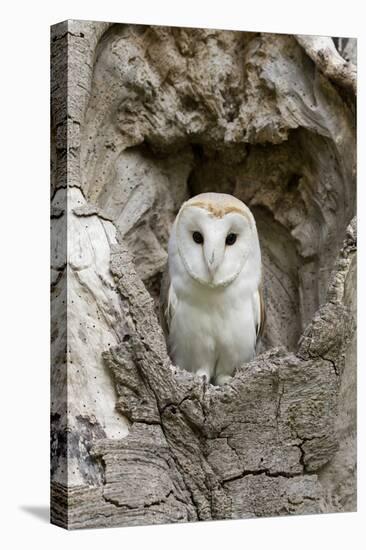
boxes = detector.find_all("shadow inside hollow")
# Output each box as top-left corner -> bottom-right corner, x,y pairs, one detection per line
20,506 -> 49,523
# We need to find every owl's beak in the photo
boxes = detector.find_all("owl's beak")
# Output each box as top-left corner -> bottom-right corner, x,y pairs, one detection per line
204,245 -> 222,279
207,251 -> 215,274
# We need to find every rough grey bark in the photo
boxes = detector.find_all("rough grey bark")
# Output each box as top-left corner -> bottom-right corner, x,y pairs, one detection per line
295,35 -> 357,94
51,20 -> 356,529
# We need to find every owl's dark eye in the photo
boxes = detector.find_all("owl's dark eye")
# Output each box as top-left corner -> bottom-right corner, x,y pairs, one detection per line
226,233 -> 237,246
192,231 -> 204,244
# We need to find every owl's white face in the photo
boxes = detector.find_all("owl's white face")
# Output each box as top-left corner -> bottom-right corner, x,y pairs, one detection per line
176,203 -> 255,288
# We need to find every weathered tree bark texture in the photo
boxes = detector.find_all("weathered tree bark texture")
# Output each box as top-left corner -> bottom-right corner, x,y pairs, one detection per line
51,20 -> 357,529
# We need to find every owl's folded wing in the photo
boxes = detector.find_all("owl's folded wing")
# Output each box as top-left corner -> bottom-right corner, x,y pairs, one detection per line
159,263 -> 177,337
254,282 -> 266,340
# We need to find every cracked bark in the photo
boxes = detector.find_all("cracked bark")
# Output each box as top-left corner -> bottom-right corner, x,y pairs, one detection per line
51,21 -> 356,528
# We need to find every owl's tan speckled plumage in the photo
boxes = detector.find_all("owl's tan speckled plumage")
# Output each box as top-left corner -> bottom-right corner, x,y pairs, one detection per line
183,192 -> 254,221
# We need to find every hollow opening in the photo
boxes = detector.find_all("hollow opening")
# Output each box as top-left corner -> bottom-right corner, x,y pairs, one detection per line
117,129 -> 352,353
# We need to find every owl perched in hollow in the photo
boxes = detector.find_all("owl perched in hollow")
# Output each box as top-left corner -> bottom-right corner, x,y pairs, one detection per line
160,192 -> 265,386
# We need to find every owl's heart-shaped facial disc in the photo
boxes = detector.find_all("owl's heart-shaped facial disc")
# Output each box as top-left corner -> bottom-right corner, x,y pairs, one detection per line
175,197 -> 255,288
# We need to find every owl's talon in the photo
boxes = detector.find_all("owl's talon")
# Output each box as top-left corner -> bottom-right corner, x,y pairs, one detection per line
215,374 -> 232,386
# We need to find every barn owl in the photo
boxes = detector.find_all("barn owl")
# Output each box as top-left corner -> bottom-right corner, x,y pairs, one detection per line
160,192 -> 265,386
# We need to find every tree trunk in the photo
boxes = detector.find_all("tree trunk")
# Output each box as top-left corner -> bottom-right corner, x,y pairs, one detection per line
51,20 -> 357,529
